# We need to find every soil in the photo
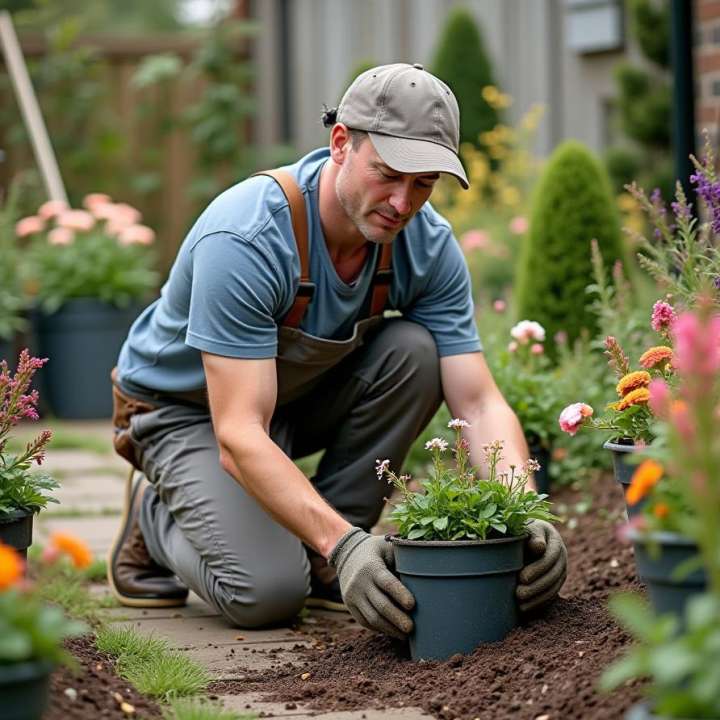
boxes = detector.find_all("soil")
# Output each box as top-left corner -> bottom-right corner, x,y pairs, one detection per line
211,476 -> 648,719
45,636 -> 162,720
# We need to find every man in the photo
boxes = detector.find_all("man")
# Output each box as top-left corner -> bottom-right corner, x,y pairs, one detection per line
108,63 -> 567,639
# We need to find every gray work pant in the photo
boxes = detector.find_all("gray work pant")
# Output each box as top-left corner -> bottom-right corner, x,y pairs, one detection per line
131,320 -> 442,627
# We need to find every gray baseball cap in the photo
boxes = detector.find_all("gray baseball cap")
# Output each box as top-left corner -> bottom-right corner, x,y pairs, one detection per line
333,62 -> 469,189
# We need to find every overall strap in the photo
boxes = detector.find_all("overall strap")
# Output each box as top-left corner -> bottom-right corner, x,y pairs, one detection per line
253,169 -> 314,328
369,242 -> 393,317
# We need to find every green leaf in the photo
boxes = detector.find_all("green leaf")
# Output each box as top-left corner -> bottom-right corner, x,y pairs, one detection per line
407,527 -> 429,540
433,517 -> 449,531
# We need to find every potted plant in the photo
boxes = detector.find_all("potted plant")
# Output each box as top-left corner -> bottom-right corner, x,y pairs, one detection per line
377,419 -> 556,661
0,538 -> 88,720
17,194 -> 159,419
0,351 -> 58,558
492,319 -> 560,494
601,302 -> 720,719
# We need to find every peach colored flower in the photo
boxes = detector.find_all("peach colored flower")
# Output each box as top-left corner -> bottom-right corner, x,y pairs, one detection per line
558,402 -> 593,435
616,371 -> 651,398
0,542 -> 24,590
510,320 -> 546,344
626,459 -> 663,505
616,387 -> 651,411
15,215 -> 46,237
460,229 -> 490,252
118,224 -> 155,246
48,532 -> 93,570
38,199 -> 69,220
509,215 -> 528,234
530,343 -> 544,355
57,209 -> 95,232
492,299 -> 506,313
48,227 -> 75,246
82,193 -> 112,211
508,340 -> 518,352
93,202 -> 141,226
639,346 -> 673,370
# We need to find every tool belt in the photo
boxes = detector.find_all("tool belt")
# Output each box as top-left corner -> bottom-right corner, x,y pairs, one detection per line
111,367 -> 157,471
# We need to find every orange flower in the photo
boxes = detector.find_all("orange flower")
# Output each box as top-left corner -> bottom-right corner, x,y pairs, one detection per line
639,346 -> 673,370
48,532 -> 93,570
0,542 -> 25,590
626,459 -> 664,505
616,387 -> 651,411
616,371 -> 652,397
653,503 -> 670,519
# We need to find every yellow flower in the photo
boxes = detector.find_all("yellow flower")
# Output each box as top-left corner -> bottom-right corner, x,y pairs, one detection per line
626,460 -> 664,506
616,371 -> 652,397
616,387 -> 651,411
49,532 -> 93,570
0,542 -> 24,590
639,346 -> 673,370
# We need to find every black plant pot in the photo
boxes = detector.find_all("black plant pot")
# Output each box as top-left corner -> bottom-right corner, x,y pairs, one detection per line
629,529 -> 707,618
33,299 -> 141,419
603,439 -> 646,516
0,660 -> 54,720
528,443 -> 551,495
0,509 -> 34,560
391,534 -> 525,661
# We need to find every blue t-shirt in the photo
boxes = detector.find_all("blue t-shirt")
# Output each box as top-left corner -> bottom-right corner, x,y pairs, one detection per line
117,148 -> 481,393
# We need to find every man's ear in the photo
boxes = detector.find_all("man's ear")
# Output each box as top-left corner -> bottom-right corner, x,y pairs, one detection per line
329,123 -> 352,165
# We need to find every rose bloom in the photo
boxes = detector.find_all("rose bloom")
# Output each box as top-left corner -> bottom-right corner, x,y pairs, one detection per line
558,402 -> 593,435
530,343 -> 544,355
82,193 -> 112,211
493,299 -> 506,313
510,320 -> 546,344
57,209 -> 96,232
15,215 -> 45,237
38,199 -> 69,220
509,215 -> 529,234
118,224 -> 155,246
48,227 -> 75,245
460,229 -> 490,252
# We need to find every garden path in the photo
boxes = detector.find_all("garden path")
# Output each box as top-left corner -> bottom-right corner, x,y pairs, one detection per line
32,420 -> 430,720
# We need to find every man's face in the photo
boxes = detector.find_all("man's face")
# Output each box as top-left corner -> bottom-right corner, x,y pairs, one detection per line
334,136 -> 439,244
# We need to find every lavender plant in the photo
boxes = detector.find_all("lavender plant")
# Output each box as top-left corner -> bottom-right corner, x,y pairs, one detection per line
376,420 -> 555,541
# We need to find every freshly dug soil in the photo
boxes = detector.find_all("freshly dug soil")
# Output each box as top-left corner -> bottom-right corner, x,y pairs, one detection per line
45,636 -> 161,720
212,477 -> 647,719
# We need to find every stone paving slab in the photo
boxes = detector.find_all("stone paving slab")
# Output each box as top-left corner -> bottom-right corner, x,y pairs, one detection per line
100,592 -> 220,621
187,639 -> 313,674
36,515 -> 119,554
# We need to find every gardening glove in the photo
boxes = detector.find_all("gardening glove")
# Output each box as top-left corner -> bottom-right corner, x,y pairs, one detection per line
516,519 -> 567,613
328,527 -> 415,639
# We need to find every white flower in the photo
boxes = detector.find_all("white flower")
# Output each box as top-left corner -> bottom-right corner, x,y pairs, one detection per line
447,418 -> 470,429
510,320 -> 546,344
375,458 -> 390,478
424,438 -> 449,452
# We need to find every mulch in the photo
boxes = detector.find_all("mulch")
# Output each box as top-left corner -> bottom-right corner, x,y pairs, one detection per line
211,476 -> 648,720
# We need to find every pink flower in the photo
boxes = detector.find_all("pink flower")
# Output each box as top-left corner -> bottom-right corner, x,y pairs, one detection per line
510,320 -> 546,344
493,299 -> 506,313
15,215 -> 45,237
616,514 -> 646,544
48,227 -> 75,246
92,202 -> 141,226
57,209 -> 95,232
558,403 -> 594,436
118,224 -> 155,246
460,229 -> 490,252
82,193 -> 112,211
554,330 -> 568,345
37,199 -> 68,220
508,341 -> 519,353
531,343 -> 544,355
672,311 -> 720,377
651,300 -> 676,333
509,216 -> 529,234
648,378 -> 670,417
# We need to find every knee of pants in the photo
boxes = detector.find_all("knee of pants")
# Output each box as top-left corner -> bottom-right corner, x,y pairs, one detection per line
386,321 -> 441,390
213,571 -> 309,629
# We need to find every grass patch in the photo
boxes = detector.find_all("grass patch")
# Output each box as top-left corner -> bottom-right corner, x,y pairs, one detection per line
164,697 -> 255,720
44,506 -> 121,519
96,625 -> 211,701
6,424 -> 111,455
37,567 -> 107,624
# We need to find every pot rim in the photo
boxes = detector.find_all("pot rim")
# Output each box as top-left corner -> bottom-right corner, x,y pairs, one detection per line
603,438 -> 642,452
627,527 -> 699,547
387,532 -> 527,547
0,508 -> 35,523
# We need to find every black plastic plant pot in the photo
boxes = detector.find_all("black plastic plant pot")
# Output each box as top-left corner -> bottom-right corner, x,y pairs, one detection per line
629,529 -> 707,618
0,509 -> 34,560
33,299 -> 141,419
528,443 -> 551,495
391,535 -> 525,661
603,439 -> 646,516
0,660 -> 54,720
625,702 -> 703,719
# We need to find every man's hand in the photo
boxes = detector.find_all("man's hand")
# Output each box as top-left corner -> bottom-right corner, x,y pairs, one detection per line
516,520 -> 567,612
329,527 -> 415,639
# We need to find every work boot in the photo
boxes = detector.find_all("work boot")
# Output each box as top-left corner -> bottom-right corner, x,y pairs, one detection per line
108,470 -> 189,607
305,546 -> 347,612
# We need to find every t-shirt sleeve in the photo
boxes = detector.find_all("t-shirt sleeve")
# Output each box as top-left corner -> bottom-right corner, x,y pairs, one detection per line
403,232 -> 483,357
185,231 -> 287,358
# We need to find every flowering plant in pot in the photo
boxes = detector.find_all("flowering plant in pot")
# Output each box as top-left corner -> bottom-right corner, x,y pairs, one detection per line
16,195 -> 160,419
377,419 -> 556,661
601,302 -> 720,720
0,351 -> 57,559
491,319 -> 562,494
0,537 -> 88,720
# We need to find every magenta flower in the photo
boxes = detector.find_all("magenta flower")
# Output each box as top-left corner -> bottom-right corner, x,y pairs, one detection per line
648,378 -> 670,418
651,300 -> 676,334
672,311 -> 720,377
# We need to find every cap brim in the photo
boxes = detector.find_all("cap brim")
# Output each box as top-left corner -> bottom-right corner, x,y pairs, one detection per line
368,132 -> 469,189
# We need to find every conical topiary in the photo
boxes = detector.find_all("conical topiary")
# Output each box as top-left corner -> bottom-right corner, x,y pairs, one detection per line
432,7 -> 500,147
516,140 -> 625,350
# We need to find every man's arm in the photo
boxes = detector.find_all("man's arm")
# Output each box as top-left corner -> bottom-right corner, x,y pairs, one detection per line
440,351 -> 533,488
202,351 -> 351,558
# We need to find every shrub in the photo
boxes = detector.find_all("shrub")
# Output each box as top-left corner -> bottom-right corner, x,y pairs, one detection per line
515,140 -> 624,351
